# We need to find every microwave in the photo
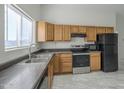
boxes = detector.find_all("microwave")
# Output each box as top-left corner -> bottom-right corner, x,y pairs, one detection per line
88,44 -> 97,51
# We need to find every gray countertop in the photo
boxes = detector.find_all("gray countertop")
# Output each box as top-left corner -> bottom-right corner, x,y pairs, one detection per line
0,53 -> 54,89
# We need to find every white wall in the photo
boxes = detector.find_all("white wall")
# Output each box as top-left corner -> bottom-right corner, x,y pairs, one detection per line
0,4 -> 41,65
40,5 -> 116,28
116,13 -> 124,63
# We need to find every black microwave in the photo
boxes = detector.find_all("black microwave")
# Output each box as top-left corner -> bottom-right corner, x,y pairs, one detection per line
88,44 -> 97,51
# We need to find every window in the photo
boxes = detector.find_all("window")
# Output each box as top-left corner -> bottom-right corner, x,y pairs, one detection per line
5,5 -> 34,50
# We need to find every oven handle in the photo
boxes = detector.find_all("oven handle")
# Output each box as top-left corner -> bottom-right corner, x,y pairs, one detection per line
72,53 -> 90,56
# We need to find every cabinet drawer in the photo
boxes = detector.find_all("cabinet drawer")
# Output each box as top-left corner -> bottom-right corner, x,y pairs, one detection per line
60,54 -> 72,58
90,52 -> 101,56
60,62 -> 72,73
60,58 -> 72,62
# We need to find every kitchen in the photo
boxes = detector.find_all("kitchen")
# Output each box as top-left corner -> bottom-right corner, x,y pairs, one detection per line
0,4 -> 123,89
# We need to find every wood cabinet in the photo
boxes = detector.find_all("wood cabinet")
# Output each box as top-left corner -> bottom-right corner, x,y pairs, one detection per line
54,24 -> 63,41
48,55 -> 55,88
59,53 -> 72,73
63,25 -> 71,41
86,27 -> 97,42
53,54 -> 60,74
53,53 -> 72,74
105,27 -> 114,33
37,21 -> 114,42
46,23 -> 54,41
96,27 -> 106,34
79,26 -> 86,34
70,25 -> 79,33
37,21 -> 54,42
90,52 -> 101,71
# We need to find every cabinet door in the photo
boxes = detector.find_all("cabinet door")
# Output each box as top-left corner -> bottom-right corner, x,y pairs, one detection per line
53,54 -> 60,74
106,27 -> 114,33
54,24 -> 63,41
37,21 -> 46,42
70,25 -> 79,33
90,52 -> 101,71
46,23 -> 54,41
79,26 -> 86,34
60,62 -> 72,73
86,27 -> 96,42
59,53 -> 72,73
48,63 -> 51,88
63,25 -> 71,41
96,27 -> 106,35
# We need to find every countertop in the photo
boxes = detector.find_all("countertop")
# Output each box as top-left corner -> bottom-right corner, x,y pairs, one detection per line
0,53 -> 54,89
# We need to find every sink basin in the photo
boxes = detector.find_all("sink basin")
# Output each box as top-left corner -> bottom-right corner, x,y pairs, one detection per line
25,58 -> 49,63
32,54 -> 51,58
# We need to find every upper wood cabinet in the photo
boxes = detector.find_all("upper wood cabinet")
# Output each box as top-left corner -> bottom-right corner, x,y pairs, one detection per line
96,27 -> 106,35
79,26 -> 86,34
70,25 -> 79,33
63,25 -> 71,41
54,24 -> 63,41
46,23 -> 54,41
105,27 -> 114,33
86,27 -> 97,42
37,21 -> 54,42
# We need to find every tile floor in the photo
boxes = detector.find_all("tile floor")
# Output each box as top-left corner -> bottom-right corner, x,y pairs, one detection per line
52,62 -> 124,89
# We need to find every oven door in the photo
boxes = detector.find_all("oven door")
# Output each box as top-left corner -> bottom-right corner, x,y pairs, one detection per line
73,54 -> 90,67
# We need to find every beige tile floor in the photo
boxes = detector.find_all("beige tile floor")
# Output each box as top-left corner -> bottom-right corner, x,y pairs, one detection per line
52,62 -> 124,89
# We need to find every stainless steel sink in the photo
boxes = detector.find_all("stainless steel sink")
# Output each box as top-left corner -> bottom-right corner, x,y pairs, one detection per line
32,54 -> 51,59
25,58 -> 48,63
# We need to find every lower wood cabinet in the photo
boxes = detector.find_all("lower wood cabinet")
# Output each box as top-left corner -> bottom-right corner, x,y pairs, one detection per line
59,53 -> 72,73
60,62 -> 72,73
48,55 -> 55,88
90,52 -> 101,71
53,54 -> 60,74
53,53 -> 72,74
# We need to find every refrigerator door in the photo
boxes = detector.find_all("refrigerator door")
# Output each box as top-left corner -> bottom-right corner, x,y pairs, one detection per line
101,45 -> 118,72
102,54 -> 118,72
103,45 -> 118,55
104,34 -> 118,45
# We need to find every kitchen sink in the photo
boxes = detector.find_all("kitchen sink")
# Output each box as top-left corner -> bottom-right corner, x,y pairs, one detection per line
25,58 -> 49,63
32,54 -> 52,58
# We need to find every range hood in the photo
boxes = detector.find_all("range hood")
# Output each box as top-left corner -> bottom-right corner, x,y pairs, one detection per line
71,33 -> 87,38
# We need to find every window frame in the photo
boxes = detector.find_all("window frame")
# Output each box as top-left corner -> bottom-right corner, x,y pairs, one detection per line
5,4 -> 34,51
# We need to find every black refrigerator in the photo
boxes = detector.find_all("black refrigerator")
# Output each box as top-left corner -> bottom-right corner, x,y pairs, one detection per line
97,33 -> 118,72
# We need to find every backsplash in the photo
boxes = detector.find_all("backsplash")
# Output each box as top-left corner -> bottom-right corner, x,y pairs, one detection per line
39,37 -> 88,49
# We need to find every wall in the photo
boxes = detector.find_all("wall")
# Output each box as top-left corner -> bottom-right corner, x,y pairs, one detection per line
0,4 -> 41,65
116,13 -> 124,63
40,5 -> 116,28
40,38 -> 86,49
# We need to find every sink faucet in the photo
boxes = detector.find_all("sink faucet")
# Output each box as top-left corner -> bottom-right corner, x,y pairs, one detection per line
28,43 -> 37,61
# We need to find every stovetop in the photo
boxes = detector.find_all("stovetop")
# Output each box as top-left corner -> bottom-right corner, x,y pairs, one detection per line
71,48 -> 90,53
